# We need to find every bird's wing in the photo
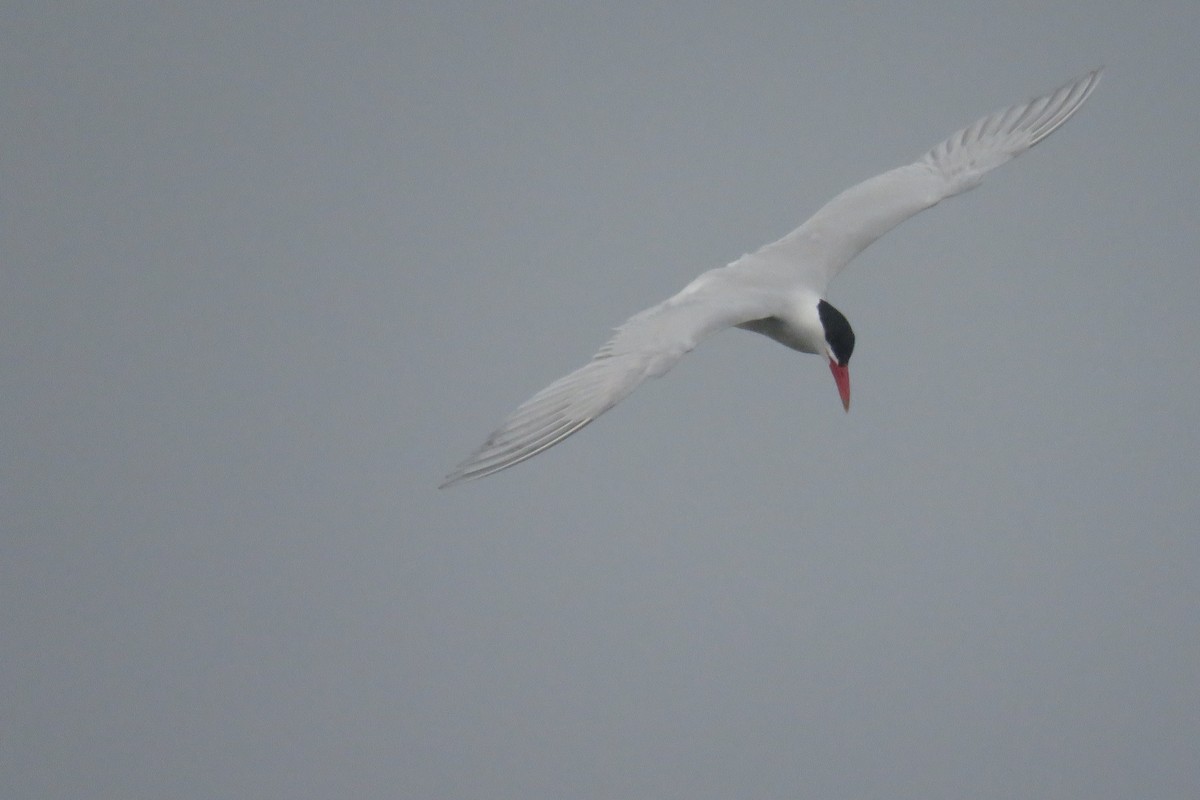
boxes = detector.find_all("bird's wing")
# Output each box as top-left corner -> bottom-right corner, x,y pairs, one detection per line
752,68 -> 1101,293
440,283 -> 780,487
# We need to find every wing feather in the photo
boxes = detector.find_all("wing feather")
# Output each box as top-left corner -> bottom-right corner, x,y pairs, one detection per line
440,284 -> 779,487
752,68 -> 1101,292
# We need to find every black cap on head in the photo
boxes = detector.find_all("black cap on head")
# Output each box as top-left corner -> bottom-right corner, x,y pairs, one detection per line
817,299 -> 855,366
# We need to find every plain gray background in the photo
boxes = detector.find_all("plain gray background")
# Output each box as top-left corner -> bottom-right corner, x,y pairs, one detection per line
3,3 -> 1198,799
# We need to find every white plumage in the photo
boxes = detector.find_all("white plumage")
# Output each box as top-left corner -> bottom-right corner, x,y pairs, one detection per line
441,69 -> 1101,487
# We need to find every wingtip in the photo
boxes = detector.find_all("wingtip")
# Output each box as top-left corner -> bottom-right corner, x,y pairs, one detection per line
437,470 -> 469,490
1080,66 -> 1104,94
1070,67 -> 1104,101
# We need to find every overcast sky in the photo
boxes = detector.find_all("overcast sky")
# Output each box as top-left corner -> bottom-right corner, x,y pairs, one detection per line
3,3 -> 1198,799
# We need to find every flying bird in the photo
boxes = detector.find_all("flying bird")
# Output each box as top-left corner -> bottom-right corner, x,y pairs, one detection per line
441,69 -> 1101,488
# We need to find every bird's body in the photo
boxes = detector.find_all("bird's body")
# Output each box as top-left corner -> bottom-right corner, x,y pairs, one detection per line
441,69 -> 1101,488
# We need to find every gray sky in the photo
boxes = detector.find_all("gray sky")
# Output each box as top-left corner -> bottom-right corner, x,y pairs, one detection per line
3,3 -> 1198,799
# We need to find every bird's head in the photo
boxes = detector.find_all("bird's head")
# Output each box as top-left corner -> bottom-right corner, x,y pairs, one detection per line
817,299 -> 855,412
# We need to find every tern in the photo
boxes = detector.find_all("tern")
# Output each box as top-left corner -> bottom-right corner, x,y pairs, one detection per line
441,69 -> 1101,488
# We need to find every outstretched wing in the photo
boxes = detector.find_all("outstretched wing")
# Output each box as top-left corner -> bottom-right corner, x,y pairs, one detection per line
440,283 -> 780,487
753,68 -> 1101,293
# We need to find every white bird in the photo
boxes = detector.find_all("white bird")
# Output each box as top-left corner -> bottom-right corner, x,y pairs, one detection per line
441,69 -> 1101,488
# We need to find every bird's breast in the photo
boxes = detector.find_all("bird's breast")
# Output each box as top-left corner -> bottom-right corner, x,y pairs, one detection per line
735,316 -> 823,355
